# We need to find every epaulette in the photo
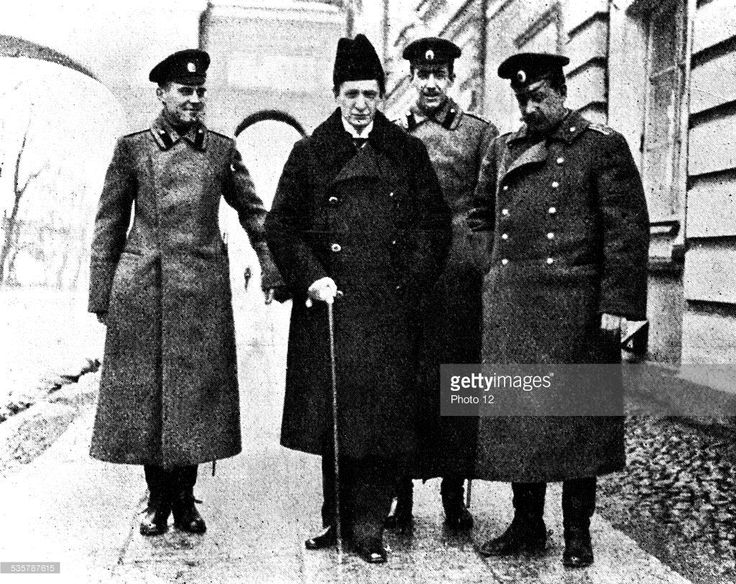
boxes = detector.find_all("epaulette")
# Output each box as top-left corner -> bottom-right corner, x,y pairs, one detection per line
121,129 -> 148,139
464,111 -> 489,124
208,130 -> 234,142
587,122 -> 614,136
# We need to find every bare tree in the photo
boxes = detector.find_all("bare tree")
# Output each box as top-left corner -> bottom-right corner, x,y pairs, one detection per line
0,100 -> 49,285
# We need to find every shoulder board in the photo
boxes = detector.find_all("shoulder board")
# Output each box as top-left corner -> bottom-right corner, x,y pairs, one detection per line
464,111 -> 489,124
586,122 -> 614,136
121,129 -> 148,139
208,130 -> 234,142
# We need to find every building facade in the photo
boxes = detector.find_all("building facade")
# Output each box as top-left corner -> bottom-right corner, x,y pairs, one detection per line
360,0 -> 736,397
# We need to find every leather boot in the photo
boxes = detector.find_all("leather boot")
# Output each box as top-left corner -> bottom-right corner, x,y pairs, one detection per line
140,465 -> 172,536
171,465 -> 206,534
478,482 -> 546,556
441,476 -> 473,530
384,477 -> 413,529
562,478 -> 596,568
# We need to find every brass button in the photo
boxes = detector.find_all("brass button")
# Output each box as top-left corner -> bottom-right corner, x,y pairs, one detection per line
331,243 -> 342,252
547,232 -> 555,239
501,233 -> 509,240
328,196 -> 339,206
502,185 -> 509,191
389,191 -> 395,198
552,181 -> 560,189
546,257 -> 554,264
557,157 -> 565,164
501,258 -> 509,265
501,208 -> 509,216
548,206 -> 557,214
569,126 -> 576,132
391,239 -> 397,245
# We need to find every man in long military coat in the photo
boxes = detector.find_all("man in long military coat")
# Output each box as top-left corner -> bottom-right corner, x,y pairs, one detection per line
468,53 -> 649,567
88,49 -> 281,536
386,36 -> 497,530
265,35 -> 450,563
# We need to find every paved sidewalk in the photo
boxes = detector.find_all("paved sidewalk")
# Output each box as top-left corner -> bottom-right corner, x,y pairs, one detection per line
0,338 -> 693,584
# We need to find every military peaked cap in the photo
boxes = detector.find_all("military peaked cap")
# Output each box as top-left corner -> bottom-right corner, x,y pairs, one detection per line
149,49 -> 210,85
333,34 -> 385,92
402,37 -> 461,65
498,52 -> 569,90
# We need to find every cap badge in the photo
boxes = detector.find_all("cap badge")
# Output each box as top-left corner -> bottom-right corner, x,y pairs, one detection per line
187,62 -> 196,73
516,70 -> 527,84
425,49 -> 435,62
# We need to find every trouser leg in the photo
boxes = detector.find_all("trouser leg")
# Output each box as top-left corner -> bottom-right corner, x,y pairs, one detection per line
320,450 -> 353,539
512,481 -> 546,519
140,465 -> 174,535
350,457 -> 394,546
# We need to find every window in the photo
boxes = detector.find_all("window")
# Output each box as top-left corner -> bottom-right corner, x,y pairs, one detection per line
641,0 -> 688,223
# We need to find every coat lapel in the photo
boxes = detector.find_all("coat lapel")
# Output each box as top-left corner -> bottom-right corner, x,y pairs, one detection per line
502,139 -> 548,182
331,144 -> 382,185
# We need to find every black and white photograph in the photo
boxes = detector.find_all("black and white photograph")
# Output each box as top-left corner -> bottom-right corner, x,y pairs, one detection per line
0,0 -> 735,582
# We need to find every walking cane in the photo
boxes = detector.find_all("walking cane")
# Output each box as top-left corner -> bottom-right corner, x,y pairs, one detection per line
307,293 -> 343,557
326,299 -> 343,557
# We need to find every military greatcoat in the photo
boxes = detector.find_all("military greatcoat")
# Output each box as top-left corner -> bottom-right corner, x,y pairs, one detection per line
469,110 -> 649,482
396,98 -> 497,478
88,114 -> 274,467
266,109 -> 451,461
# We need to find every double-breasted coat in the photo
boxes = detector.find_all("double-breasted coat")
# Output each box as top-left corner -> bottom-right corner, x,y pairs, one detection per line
88,114 -> 278,467
396,98 -> 497,478
266,109 -> 451,461
468,110 -> 649,482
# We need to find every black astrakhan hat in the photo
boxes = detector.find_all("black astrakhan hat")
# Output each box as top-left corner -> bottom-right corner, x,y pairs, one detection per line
333,34 -> 385,92
149,49 -> 210,85
498,52 -> 569,90
402,37 -> 461,65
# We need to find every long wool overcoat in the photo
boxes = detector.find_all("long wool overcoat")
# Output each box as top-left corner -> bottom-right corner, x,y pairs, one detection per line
88,114 -> 272,467
266,109 -> 451,461
469,110 -> 649,482
396,98 -> 497,478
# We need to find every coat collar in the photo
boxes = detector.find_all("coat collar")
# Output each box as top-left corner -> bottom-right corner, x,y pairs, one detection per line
311,109 -> 408,173
407,97 -> 462,131
507,109 -> 589,146
150,112 -> 208,151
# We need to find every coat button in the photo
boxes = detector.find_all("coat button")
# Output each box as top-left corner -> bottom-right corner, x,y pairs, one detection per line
569,126 -> 576,132
502,185 -> 509,191
328,196 -> 339,206
501,258 -> 509,265
551,181 -> 560,189
548,206 -> 557,214
557,157 -> 565,164
395,283 -> 403,291
391,239 -> 397,246
331,243 -> 341,252
501,208 -> 509,216
501,233 -> 509,240
389,191 -> 395,198
547,232 -> 555,239
546,257 -> 554,264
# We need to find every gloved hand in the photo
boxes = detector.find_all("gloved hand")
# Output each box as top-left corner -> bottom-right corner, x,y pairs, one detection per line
307,277 -> 337,305
254,243 -> 285,302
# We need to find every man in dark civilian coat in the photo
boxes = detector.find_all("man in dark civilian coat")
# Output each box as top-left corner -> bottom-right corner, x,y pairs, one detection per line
387,36 -> 498,530
88,49 -> 281,537
265,35 -> 450,563
468,53 -> 649,568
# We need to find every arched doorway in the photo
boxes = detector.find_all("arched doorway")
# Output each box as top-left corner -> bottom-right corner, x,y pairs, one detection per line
221,110 -> 306,352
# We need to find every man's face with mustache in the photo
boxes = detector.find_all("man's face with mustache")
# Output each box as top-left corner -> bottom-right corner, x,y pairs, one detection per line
514,78 -> 567,135
411,63 -> 454,115
157,81 -> 206,128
